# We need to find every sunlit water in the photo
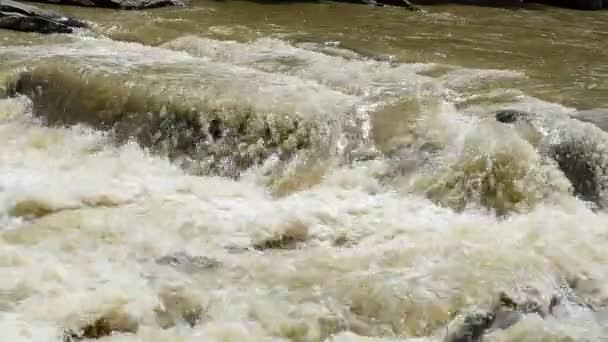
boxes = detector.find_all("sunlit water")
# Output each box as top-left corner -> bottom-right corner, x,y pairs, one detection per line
1,1 -> 608,341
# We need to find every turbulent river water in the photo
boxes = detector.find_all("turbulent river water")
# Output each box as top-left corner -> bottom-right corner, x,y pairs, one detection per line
1,1 -> 608,341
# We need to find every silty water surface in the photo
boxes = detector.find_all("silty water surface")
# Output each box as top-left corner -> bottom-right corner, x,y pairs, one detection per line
0,1 -> 608,341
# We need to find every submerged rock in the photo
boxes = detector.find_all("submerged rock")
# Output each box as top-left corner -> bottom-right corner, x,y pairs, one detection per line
0,0 -> 86,34
154,286 -> 204,329
253,222 -> 309,250
63,308 -> 138,341
156,251 -> 220,273
21,0 -> 185,9
7,65 -> 315,179
494,109 -> 532,124
10,199 -> 59,219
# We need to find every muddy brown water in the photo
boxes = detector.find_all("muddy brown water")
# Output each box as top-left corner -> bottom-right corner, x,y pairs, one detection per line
1,1 -> 608,341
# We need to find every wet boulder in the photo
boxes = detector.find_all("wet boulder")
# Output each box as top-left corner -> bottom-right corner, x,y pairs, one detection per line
494,109 -> 532,124
443,310 -> 495,342
548,139 -> 602,205
21,0 -> 185,9
576,0 -> 603,10
494,108 -> 608,207
0,0 -> 86,34
443,290 -> 552,342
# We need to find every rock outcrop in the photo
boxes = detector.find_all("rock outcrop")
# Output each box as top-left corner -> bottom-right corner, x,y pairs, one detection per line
20,0 -> 185,9
0,0 -> 86,33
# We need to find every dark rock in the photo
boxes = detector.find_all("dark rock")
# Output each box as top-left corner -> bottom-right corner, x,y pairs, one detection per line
494,109 -> 532,124
21,0 -> 185,9
361,0 -> 422,10
0,0 -> 86,33
253,222 -> 309,250
444,290 -> 555,342
549,140 -> 601,205
444,310 -> 495,342
488,291 -> 545,332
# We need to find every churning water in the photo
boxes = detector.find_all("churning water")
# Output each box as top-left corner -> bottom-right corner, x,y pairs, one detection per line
1,1 -> 608,341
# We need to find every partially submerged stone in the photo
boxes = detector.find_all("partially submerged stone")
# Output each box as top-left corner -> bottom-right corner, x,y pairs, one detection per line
443,310 -> 495,342
494,109 -> 532,124
10,199 -> 57,219
154,286 -> 204,329
493,108 -> 608,208
442,285 -> 596,342
64,308 -> 138,341
549,140 -> 601,205
156,251 -> 220,273
0,0 -> 86,34
253,222 -> 309,250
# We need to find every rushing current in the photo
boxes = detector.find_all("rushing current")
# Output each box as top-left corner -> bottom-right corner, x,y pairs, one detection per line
1,1 -> 608,341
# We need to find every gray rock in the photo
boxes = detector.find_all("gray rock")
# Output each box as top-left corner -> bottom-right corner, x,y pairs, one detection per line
494,108 -> 607,207
444,310 -> 495,342
444,291 -> 552,342
20,0 -> 185,9
0,0 -> 86,33
549,140 -> 601,205
494,109 -> 532,124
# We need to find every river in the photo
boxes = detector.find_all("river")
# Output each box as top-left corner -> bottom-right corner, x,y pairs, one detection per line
1,1 -> 608,341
